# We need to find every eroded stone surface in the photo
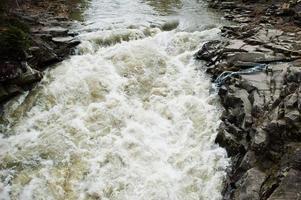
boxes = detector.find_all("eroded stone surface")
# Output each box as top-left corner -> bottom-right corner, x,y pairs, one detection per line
0,2 -> 80,105
267,169 -> 301,200
195,4 -> 301,198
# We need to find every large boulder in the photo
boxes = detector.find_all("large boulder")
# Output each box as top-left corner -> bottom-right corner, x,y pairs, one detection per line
234,168 -> 266,200
268,169 -> 301,200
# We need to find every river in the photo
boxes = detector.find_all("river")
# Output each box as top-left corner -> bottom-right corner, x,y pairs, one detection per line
0,0 -> 229,199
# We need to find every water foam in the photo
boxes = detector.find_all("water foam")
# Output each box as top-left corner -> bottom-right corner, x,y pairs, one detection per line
1,28 -> 228,200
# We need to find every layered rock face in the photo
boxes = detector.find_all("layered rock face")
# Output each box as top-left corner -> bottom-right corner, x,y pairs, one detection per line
0,0 -> 81,105
196,2 -> 301,199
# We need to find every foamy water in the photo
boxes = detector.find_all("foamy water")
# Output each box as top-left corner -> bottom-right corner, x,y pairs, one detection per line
0,1 -> 228,199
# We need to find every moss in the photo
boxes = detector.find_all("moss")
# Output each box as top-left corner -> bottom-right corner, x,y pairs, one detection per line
7,18 -> 30,33
0,1 -> 6,14
0,26 -> 30,61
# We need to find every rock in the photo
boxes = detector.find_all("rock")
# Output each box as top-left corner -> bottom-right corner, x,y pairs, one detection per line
238,80 -> 256,93
33,26 -> 69,37
194,40 -> 222,61
52,36 -> 74,43
233,61 -> 264,69
227,39 -> 246,49
264,43 -> 301,56
268,169 -> 301,200
225,121 -> 245,139
276,7 -> 296,17
218,85 -> 228,95
54,39 -> 80,58
0,84 -> 23,103
286,69 -> 301,83
244,38 -> 266,45
216,125 -> 245,156
160,20 -> 179,31
220,2 -> 237,9
285,93 -> 298,108
227,52 -> 291,64
234,168 -> 266,200
252,128 -> 267,151
233,17 -> 251,23
9,63 -> 43,86
291,149 -> 301,169
285,110 -> 300,128
0,62 -> 24,82
199,1 -> 301,200
254,29 -> 283,42
28,38 -> 60,68
222,94 -> 244,109
239,151 -> 257,171
0,1 -> 80,106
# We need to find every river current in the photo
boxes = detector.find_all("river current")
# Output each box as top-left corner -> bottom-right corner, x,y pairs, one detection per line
0,0 -> 229,199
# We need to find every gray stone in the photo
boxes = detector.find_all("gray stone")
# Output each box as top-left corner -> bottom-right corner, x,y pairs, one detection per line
39,26 -> 69,37
215,127 -> 244,156
227,52 -> 290,64
239,151 -> 257,171
252,128 -> 267,150
13,65 -> 43,85
52,36 -> 74,43
285,110 -> 300,125
235,168 -> 266,200
285,93 -> 298,108
268,169 -> 301,200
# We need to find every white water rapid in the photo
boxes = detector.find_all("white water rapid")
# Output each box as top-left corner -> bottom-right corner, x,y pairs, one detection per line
0,0 -> 229,199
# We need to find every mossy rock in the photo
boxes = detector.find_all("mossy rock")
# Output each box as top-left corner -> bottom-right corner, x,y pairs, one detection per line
4,18 -> 30,33
0,26 -> 30,61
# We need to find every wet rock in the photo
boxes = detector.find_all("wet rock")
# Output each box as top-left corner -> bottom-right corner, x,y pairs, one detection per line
238,80 -> 256,93
233,17 -> 251,23
284,93 -> 298,108
239,150 -> 257,171
264,43 -> 301,56
234,168 -> 266,200
31,26 -> 69,37
285,110 -> 300,128
52,36 -> 74,43
227,52 -> 290,64
222,94 -> 244,109
194,40 -> 223,61
215,127 -> 245,156
220,2 -> 237,9
0,84 -> 23,102
252,128 -> 267,152
160,20 -> 179,31
291,149 -> 301,169
233,61 -> 264,69
200,1 -> 301,199
0,62 -> 24,82
28,37 -> 60,68
9,64 -> 43,86
0,1 -> 80,105
267,169 -> 301,200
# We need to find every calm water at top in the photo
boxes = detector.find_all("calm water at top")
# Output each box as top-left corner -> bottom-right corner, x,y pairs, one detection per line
80,0 -> 223,31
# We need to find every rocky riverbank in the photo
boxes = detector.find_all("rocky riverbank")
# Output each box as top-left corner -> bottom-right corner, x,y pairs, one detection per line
0,0 -> 85,108
196,0 -> 301,199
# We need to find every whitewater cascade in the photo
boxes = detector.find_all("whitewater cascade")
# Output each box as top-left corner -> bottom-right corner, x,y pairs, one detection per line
0,0 -> 228,199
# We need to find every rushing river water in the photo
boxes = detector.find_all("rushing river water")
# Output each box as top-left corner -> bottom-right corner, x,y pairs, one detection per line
0,0 -> 229,199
